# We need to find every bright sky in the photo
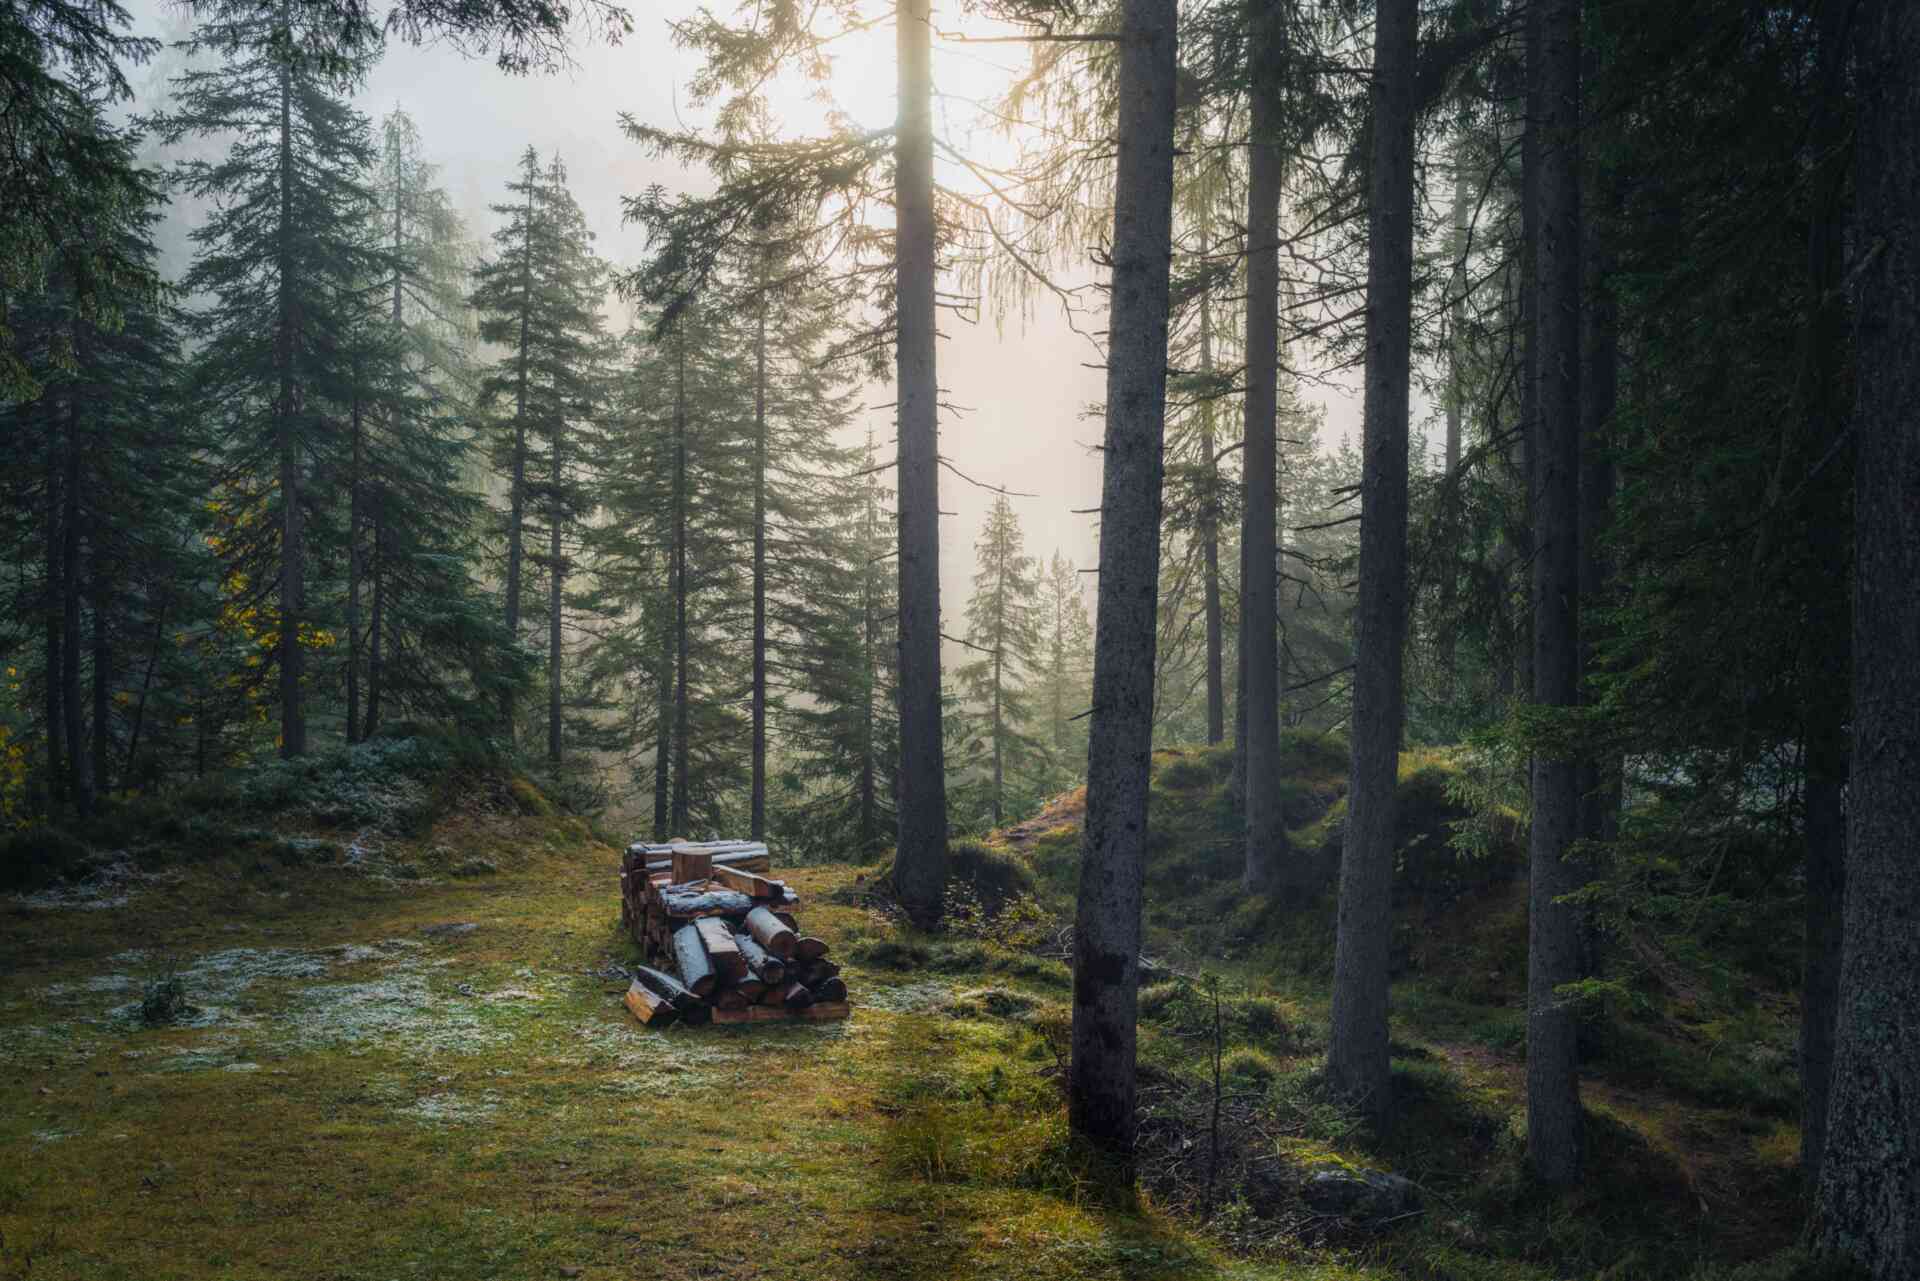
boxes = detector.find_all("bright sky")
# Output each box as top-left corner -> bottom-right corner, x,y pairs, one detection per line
127,0 -> 1363,628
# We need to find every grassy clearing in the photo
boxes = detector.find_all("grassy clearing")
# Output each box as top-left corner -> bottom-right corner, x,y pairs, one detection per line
1,742 -> 1817,1280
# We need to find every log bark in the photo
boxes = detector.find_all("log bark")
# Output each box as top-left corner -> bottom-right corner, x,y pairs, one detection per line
659,887 -> 754,916
794,937 -> 830,962
672,849 -> 714,883
812,976 -> 848,1003
713,988 -> 751,1011
799,959 -> 840,987
780,981 -> 815,1009
730,976 -> 768,1003
746,907 -> 798,959
733,931 -> 787,985
695,917 -> 746,979
633,964 -> 704,1013
625,981 -> 677,1026
671,924 -> 717,997
798,1001 -> 851,1021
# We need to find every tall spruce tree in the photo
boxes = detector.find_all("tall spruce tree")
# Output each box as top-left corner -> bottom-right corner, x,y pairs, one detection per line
955,495 -> 1045,829
1069,0 -> 1178,1173
1036,550 -> 1093,789
470,147 -> 606,750
152,0 -> 386,758
1,109 -> 197,811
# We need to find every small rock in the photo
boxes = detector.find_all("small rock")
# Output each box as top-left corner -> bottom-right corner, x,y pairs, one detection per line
1302,1166 -> 1420,1223
421,922 -> 478,938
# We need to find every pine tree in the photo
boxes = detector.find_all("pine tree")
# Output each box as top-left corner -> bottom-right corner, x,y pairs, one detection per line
1327,0 -> 1419,1122
343,107 -> 519,739
1069,0 -> 1178,1174
775,431 -> 900,860
1036,550 -> 1093,789
152,0 -> 386,758
955,496 -> 1045,829
1,107 -> 199,810
470,146 -> 607,751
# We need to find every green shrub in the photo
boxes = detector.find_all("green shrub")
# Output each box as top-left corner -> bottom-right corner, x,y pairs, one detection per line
848,938 -> 932,969
139,970 -> 197,1026
946,838 -> 1035,910
0,826 -> 90,891
1220,1046 -> 1280,1088
1155,751 -> 1221,792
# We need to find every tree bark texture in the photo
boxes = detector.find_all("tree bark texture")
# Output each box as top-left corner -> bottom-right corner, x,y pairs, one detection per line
1198,235 -> 1225,745
1812,3 -> 1920,1275
275,58 -> 306,758
1240,0 -> 1284,894
751,251 -> 770,840
1524,0 -> 1585,1187
1326,0 -> 1417,1122
672,329 -> 692,835
62,393 -> 91,814
890,0 -> 949,927
1795,0 -> 1851,1191
1068,0 -> 1175,1172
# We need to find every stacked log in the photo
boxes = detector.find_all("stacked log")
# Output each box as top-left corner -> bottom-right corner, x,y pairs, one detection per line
619,839 -> 850,1027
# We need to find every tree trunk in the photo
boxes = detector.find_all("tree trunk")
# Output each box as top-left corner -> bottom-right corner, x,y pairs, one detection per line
62,392 -> 92,815
1811,5 -> 1920,1275
751,250 -> 770,840
347,370 -> 364,744
890,0 -> 949,927
653,605 -> 672,843
672,328 -> 692,835
89,516 -> 110,795
1240,0 -> 1284,894
366,515 -> 384,736
1795,0 -> 1851,1192
1198,237 -> 1225,746
859,454 -> 880,853
276,57 -> 306,759
1525,0 -> 1585,1187
1325,0 -> 1418,1122
1067,0 -> 1175,1173
45,436 -> 65,809
503,155 -> 536,737
548,415 -> 564,765
1577,153 -> 1620,978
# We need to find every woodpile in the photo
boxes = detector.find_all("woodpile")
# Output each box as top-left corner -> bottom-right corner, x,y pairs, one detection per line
619,840 -> 850,1027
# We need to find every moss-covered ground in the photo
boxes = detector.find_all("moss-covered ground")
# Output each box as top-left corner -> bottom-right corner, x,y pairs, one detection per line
0,741 -> 1818,1280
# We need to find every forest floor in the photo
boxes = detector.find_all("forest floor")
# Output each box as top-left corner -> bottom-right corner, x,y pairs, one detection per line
0,745 -> 1810,1281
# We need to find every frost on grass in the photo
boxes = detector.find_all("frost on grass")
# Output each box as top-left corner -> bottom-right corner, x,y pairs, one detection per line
404,1091 -> 502,1125
9,937 -> 542,1072
571,1019 -> 756,1096
859,980 -> 957,1013
10,859 -> 177,911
